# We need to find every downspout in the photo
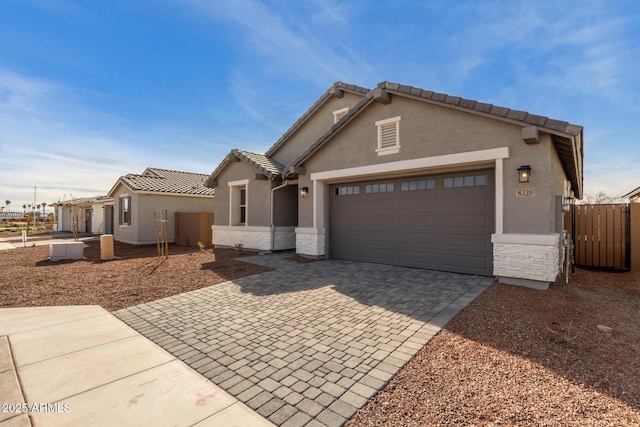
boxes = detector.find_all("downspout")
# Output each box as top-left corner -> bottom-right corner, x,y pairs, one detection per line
270,180 -> 288,252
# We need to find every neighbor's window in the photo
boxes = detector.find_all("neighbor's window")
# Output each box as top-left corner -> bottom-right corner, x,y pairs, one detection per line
119,196 -> 131,225
333,107 -> 349,123
375,116 -> 401,155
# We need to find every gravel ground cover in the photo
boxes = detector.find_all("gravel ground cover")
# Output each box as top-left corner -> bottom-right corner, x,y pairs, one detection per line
1,242 -> 639,425
0,241 -> 271,311
347,268 -> 640,426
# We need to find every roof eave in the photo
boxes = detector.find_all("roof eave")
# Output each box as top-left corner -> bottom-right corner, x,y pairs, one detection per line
623,187 -> 640,199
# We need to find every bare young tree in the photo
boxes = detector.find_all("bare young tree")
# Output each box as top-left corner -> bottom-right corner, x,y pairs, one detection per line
582,191 -> 616,204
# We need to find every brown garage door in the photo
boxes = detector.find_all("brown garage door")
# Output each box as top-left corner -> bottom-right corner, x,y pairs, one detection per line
329,170 -> 494,275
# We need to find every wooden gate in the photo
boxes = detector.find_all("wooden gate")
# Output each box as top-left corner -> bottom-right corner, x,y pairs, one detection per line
572,204 -> 630,270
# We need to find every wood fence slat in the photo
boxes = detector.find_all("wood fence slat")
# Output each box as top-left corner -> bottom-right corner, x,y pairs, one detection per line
586,205 -> 594,266
572,203 -> 630,270
607,205 -> 614,268
576,206 -> 586,265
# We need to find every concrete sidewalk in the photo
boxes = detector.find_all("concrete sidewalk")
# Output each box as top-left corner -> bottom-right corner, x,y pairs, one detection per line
0,233 -> 98,251
0,306 -> 273,427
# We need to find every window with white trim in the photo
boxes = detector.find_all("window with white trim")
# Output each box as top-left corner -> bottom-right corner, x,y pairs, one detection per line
229,180 -> 249,226
375,116 -> 401,155
119,196 -> 131,225
239,188 -> 246,224
333,107 -> 349,123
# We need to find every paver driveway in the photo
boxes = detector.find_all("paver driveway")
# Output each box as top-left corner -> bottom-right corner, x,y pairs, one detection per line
115,253 -> 493,427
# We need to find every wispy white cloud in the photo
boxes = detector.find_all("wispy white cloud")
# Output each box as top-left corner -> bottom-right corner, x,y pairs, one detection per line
180,0 -> 376,123
445,1 -> 637,104
0,68 -> 220,206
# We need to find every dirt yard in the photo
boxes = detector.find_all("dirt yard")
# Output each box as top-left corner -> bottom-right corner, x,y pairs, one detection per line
0,240 -> 271,311
348,269 -> 640,426
1,242 -> 639,425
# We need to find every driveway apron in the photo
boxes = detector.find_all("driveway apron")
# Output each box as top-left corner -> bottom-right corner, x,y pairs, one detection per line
115,253 -> 493,427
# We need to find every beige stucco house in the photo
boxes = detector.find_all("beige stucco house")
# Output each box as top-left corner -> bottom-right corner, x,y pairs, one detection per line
52,195 -> 113,235
206,81 -> 583,289
107,168 -> 215,245
623,186 -> 640,203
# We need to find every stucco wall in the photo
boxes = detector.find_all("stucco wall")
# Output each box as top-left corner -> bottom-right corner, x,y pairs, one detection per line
90,202 -> 106,234
297,96 -> 567,235
112,183 -> 214,244
212,160 -> 281,227
270,92 -> 364,166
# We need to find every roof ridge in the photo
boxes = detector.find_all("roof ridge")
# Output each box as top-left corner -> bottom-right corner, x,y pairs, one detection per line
146,167 -> 209,176
379,81 -> 582,135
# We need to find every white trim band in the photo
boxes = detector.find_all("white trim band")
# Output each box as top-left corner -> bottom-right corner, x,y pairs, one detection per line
310,147 -> 509,181
491,233 -> 561,246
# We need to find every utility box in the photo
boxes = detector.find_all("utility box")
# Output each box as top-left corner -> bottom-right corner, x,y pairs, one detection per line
49,242 -> 84,261
100,234 -> 115,260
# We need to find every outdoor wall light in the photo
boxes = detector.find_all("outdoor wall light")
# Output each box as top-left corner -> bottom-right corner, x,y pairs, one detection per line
299,187 -> 309,198
517,165 -> 531,183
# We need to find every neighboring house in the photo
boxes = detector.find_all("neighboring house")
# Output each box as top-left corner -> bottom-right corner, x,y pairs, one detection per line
622,186 -> 640,203
206,81 -> 583,289
51,196 -> 113,234
107,167 -> 215,245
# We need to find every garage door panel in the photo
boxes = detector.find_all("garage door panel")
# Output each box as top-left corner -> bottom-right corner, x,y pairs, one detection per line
441,194 -> 490,209
398,232 -> 439,247
399,250 -> 442,267
442,253 -> 490,273
361,230 -> 396,244
443,233 -> 489,248
443,214 -> 490,228
400,215 -> 439,227
363,247 -> 397,261
329,170 -> 494,276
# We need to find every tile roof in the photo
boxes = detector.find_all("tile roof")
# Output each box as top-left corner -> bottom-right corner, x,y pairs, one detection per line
378,81 -> 582,136
234,150 -> 285,177
286,80 -> 584,197
622,185 -> 640,199
205,150 -> 285,187
117,168 -> 215,196
51,195 -> 111,206
264,81 -> 370,157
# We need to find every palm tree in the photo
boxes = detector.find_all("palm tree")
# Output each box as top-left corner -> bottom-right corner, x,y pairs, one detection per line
4,200 -> 10,212
41,202 -> 47,216
22,204 -> 26,213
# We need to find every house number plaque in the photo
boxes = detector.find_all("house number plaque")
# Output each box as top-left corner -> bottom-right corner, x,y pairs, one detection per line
516,188 -> 535,197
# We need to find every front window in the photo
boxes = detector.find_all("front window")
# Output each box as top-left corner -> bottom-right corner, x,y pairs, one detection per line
239,188 -> 246,224
228,180 -> 249,226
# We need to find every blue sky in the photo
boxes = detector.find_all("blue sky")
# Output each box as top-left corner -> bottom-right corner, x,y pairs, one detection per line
1,0 -> 639,211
